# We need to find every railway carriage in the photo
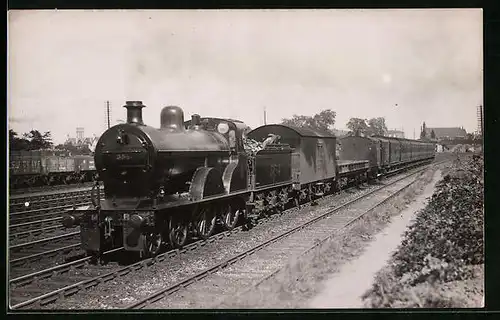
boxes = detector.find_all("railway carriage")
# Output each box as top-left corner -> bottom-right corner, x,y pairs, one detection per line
387,138 -> 402,165
376,136 -> 391,171
337,136 -> 380,178
340,135 -> 436,176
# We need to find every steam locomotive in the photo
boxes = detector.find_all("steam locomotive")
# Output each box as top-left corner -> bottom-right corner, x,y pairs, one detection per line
62,101 -> 435,258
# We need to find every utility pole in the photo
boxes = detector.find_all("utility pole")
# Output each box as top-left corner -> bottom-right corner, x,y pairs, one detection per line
106,101 -> 111,129
413,128 -> 415,140
263,106 -> 267,125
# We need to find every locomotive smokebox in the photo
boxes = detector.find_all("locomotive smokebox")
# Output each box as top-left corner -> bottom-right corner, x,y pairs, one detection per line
124,101 -> 145,125
161,106 -> 185,131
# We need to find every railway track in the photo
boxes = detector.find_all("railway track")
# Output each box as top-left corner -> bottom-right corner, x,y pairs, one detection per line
8,159 -> 442,310
10,189 -> 94,213
9,182 -> 95,197
9,232 -> 82,270
127,162 -> 436,309
9,218 -> 77,241
8,186 -> 101,279
9,203 -> 92,225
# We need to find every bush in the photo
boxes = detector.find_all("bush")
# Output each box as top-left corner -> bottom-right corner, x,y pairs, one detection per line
363,155 -> 484,307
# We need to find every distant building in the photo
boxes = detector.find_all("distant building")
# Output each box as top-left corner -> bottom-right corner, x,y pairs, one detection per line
425,127 -> 467,140
65,127 -> 98,147
76,127 -> 84,141
386,130 -> 405,138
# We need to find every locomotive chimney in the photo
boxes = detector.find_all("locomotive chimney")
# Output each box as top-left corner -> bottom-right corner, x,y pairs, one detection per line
160,106 -> 185,131
124,101 -> 145,125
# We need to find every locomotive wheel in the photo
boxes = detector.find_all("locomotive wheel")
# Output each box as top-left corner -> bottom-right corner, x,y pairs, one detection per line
278,189 -> 289,210
145,232 -> 163,257
221,203 -> 240,230
169,218 -> 188,248
196,205 -> 217,240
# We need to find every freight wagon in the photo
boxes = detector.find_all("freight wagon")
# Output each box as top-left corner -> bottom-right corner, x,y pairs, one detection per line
9,150 -> 96,189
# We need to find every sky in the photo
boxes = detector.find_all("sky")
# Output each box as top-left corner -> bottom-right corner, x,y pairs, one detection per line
8,9 -> 482,144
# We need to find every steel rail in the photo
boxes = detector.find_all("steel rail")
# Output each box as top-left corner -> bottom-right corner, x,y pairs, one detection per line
126,161 -> 441,309
9,232 -> 80,253
10,225 -> 66,241
10,203 -> 88,218
8,230 -> 247,309
249,166 -> 426,290
9,182 -> 95,198
10,243 -> 83,268
10,190 -> 91,205
10,247 -> 124,287
9,188 -> 344,309
9,196 -> 95,214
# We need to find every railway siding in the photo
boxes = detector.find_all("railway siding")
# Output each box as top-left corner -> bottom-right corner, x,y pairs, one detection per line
10,163 -> 417,310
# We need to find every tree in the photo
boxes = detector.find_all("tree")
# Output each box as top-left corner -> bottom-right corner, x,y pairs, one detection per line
311,109 -> 337,133
55,139 -> 94,155
430,129 -> 436,139
9,129 -> 31,151
346,118 -> 369,136
420,122 -> 427,140
466,133 -> 475,142
367,117 -> 388,136
281,109 -> 336,134
22,130 -> 53,150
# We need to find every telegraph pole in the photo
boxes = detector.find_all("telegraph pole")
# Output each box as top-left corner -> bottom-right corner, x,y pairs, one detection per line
263,106 -> 267,125
106,101 -> 111,129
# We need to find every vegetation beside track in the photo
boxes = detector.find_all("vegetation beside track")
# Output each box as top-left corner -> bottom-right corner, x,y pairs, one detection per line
363,154 -> 484,308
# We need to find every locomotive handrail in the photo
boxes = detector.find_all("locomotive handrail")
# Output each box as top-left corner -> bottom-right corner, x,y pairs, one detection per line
90,180 -> 101,209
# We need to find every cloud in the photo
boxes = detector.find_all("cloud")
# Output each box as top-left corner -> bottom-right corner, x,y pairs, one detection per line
8,115 -> 40,124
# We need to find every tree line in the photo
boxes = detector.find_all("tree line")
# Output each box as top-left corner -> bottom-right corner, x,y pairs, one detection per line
9,129 -> 92,154
281,110 -> 388,136
280,111 -> 481,146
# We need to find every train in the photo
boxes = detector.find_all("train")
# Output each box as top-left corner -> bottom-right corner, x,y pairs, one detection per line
62,101 -> 436,258
9,150 -> 96,189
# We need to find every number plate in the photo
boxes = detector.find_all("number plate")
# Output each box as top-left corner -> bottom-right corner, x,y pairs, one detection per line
123,213 -> 130,221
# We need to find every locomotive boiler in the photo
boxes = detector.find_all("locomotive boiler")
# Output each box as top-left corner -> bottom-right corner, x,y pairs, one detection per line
95,101 -> 233,202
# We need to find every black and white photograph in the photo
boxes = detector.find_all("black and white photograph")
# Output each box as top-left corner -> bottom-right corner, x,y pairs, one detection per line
7,9 -> 484,310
